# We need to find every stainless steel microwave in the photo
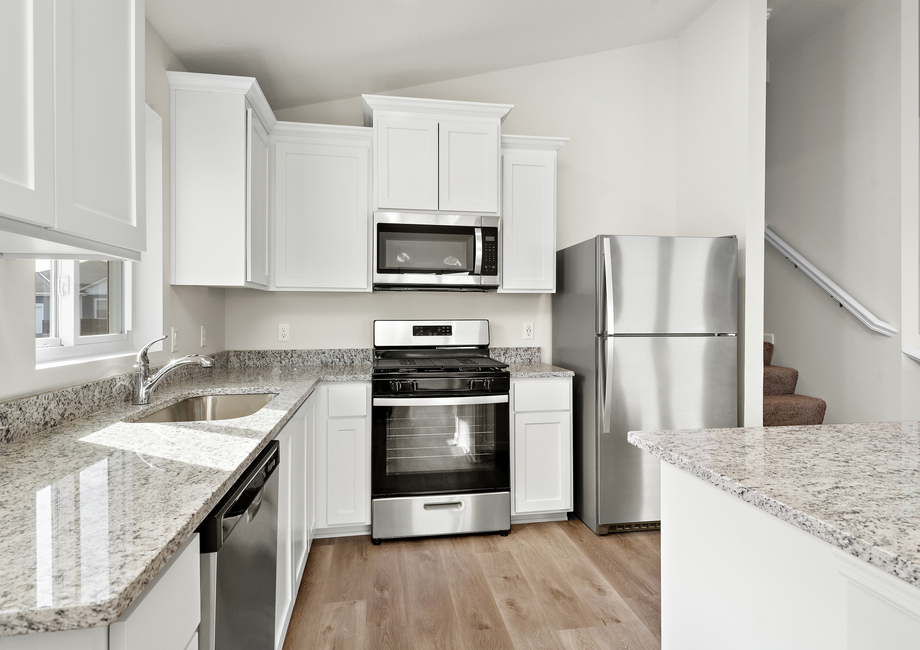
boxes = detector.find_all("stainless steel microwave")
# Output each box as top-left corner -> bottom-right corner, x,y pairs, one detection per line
373,212 -> 501,291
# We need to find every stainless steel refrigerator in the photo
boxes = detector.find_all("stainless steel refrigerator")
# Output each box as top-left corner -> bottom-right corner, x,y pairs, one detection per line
553,235 -> 738,534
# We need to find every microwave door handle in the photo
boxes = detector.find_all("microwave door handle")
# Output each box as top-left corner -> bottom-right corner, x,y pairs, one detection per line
474,228 -> 483,275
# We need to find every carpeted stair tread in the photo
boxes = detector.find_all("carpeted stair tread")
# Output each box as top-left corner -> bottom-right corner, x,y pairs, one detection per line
764,341 -> 774,366
763,394 -> 827,427
764,365 -> 798,395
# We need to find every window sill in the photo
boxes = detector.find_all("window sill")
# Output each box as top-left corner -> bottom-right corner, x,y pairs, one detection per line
36,348 -> 136,371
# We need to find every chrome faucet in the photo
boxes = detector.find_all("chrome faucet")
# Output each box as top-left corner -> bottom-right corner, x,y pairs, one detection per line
133,335 -> 214,405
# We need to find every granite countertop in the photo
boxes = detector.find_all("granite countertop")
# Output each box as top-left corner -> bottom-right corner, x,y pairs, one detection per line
0,363 -> 371,637
506,362 -> 574,378
628,422 -> 920,590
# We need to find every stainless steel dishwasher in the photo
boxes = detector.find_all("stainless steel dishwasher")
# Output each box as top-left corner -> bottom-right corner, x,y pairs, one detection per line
198,441 -> 280,650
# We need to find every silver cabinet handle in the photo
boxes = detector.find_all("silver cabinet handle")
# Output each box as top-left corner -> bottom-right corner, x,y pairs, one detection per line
423,501 -> 464,510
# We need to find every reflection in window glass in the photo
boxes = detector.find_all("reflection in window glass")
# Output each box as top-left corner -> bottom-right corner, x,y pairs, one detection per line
35,260 -> 53,339
78,261 -> 124,337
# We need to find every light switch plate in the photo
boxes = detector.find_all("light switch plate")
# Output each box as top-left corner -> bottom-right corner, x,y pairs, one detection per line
200,325 -> 207,348
170,327 -> 179,353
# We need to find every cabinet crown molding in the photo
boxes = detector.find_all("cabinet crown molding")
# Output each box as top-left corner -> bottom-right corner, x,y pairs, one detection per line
501,134 -> 569,151
272,121 -> 372,143
362,94 -> 513,127
167,71 -> 277,132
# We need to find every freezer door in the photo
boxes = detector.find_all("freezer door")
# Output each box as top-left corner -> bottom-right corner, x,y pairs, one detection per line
597,335 -> 737,526
598,235 -> 738,335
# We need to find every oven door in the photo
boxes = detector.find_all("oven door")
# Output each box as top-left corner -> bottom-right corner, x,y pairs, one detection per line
371,394 -> 510,497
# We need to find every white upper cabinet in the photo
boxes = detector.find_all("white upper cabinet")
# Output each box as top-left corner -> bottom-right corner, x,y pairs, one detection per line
375,116 -> 439,211
169,72 -> 276,288
0,0 -> 145,258
272,123 -> 372,291
0,0 -> 54,228
499,135 -> 567,294
363,95 -> 511,214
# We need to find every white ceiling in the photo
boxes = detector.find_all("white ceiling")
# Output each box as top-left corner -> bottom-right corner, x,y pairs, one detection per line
146,0 -> 869,111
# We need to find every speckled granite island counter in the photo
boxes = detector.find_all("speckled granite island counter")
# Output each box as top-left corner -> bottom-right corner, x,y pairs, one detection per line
0,361 -> 371,640
629,422 -> 920,650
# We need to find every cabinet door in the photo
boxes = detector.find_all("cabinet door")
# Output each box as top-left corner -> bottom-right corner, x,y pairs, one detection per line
109,535 -> 200,650
0,0 -> 55,227
274,141 -> 369,290
289,410 -> 308,585
274,426 -> 293,650
246,109 -> 270,288
438,120 -> 499,213
500,148 -> 556,292
375,115 -> 438,211
325,417 -> 369,526
53,0 -> 145,252
304,395 -> 316,552
513,411 -> 572,515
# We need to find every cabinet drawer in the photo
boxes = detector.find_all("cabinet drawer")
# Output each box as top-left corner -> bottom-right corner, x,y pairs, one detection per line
327,384 -> 367,418
513,379 -> 571,413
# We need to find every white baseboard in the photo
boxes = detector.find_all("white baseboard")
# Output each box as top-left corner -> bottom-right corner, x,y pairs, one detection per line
511,511 -> 569,525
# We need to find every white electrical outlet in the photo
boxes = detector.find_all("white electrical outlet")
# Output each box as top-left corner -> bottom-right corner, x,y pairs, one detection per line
200,325 -> 207,348
278,323 -> 290,342
523,322 -> 534,340
170,327 -> 179,353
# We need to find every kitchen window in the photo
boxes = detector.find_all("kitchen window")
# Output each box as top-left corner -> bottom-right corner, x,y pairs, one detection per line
35,259 -> 133,362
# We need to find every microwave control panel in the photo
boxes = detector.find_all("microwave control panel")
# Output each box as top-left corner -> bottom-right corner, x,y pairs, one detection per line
482,232 -> 498,276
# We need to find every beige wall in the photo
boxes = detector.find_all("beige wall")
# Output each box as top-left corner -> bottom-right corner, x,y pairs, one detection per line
230,40 -> 682,358
764,0 -> 903,423
676,0 -> 767,425
0,21 -> 225,403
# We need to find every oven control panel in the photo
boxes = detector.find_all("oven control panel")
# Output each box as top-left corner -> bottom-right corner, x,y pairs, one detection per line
413,325 -> 452,337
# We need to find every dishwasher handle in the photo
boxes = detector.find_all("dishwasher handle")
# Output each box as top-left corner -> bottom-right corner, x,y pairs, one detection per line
197,440 -> 280,553
221,480 -> 266,540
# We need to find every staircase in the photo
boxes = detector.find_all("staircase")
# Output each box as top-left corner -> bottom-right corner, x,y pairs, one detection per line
763,342 -> 827,426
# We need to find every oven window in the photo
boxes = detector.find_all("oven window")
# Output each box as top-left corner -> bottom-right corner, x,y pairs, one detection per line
378,226 -> 475,274
372,401 -> 510,496
386,404 -> 496,475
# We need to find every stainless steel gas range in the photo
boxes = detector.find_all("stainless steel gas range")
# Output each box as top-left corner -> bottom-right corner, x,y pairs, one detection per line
370,319 -> 511,544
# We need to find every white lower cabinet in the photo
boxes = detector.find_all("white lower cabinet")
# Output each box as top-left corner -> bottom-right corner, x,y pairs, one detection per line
511,378 -> 573,517
109,534 -> 201,650
273,392 -> 316,650
314,383 -> 371,533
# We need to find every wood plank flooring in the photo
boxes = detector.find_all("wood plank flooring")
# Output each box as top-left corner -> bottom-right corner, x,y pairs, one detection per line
282,520 -> 661,650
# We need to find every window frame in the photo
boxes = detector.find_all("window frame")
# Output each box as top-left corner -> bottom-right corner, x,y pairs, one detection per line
35,259 -> 134,364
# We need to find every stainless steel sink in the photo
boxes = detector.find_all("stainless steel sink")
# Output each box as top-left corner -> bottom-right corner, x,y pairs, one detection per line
133,393 -> 278,423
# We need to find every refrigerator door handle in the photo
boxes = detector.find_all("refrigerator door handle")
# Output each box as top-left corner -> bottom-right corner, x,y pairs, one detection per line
602,237 -> 615,334
602,337 -> 614,434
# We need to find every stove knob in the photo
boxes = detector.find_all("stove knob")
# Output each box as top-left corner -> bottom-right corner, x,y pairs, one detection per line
389,380 -> 402,392
484,378 -> 492,391
468,379 -> 476,390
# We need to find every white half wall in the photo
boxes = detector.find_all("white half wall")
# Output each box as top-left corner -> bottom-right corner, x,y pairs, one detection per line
764,0 -> 902,424
675,0 -> 767,426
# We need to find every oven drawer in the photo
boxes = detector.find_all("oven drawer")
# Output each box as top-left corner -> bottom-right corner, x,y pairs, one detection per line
372,492 -> 510,540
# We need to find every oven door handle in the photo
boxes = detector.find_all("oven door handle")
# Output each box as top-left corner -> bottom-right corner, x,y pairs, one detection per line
373,395 -> 508,407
